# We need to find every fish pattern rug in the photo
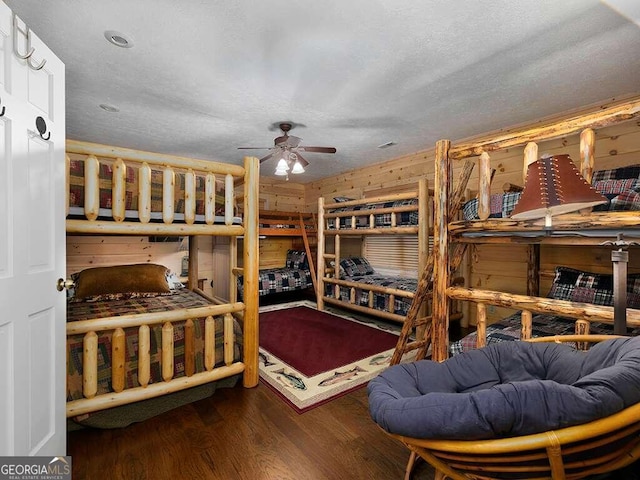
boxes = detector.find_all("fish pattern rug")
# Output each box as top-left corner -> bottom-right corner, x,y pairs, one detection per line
258,301 -> 400,413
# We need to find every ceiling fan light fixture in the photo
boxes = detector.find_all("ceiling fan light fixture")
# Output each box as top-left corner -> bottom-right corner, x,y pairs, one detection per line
291,161 -> 305,174
274,166 -> 288,176
276,158 -> 289,171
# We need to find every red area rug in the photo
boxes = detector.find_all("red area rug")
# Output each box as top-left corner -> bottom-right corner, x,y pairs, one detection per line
258,301 -> 399,413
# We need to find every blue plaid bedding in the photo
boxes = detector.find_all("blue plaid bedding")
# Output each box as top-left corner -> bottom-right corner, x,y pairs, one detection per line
238,267 -> 313,298
463,164 -> 640,220
325,274 -> 417,316
327,198 -> 419,229
449,312 -> 640,356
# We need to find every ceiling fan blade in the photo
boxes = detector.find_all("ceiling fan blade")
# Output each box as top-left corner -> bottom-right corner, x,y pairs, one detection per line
295,153 -> 310,167
299,146 -> 336,154
259,153 -> 275,163
275,134 -> 302,147
237,146 -> 271,150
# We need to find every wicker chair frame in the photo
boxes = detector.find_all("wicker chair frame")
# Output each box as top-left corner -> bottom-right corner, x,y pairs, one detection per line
387,336 -> 640,480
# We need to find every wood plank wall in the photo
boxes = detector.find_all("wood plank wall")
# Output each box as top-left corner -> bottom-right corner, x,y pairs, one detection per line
67,235 -> 214,297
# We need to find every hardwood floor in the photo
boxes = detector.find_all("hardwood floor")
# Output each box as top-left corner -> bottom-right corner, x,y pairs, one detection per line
67,305 -> 464,480
68,384 -> 436,480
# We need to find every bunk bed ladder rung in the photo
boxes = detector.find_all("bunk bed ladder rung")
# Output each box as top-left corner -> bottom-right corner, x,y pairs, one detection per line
390,161 -> 475,365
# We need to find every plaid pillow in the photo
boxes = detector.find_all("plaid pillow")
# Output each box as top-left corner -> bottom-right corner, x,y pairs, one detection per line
340,257 -> 375,276
591,164 -> 640,183
548,266 -> 640,308
591,165 -> 640,212
285,250 -> 308,269
547,266 -> 580,301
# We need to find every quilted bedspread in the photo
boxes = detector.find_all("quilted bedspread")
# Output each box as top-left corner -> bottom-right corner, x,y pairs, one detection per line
462,164 -> 640,220
237,267 -> 313,298
67,290 -> 243,401
450,312 -> 640,356
327,198 -> 419,229
326,274 -> 417,316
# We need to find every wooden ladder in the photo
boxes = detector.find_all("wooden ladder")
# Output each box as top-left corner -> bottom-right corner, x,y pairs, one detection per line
300,212 -> 318,296
390,161 -> 475,365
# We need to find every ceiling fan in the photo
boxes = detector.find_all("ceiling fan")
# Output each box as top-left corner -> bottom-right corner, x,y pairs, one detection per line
238,122 -> 336,176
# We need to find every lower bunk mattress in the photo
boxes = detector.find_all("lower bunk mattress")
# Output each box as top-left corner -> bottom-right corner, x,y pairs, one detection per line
237,267 -> 313,298
450,312 -> 640,356
67,289 -> 243,415
325,274 -> 417,317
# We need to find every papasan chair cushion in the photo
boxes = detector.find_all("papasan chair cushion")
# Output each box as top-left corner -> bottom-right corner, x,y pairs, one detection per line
368,336 -> 640,440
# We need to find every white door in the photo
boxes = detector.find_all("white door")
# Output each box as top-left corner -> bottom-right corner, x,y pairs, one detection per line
0,4 -> 66,455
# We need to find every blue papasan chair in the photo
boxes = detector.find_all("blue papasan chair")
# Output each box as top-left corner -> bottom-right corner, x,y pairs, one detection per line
368,335 -> 640,480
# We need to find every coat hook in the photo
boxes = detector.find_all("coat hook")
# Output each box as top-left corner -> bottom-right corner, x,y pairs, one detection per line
35,116 -> 50,140
12,13 -> 46,70
12,13 -> 34,60
0,96 -> 5,117
27,55 -> 46,71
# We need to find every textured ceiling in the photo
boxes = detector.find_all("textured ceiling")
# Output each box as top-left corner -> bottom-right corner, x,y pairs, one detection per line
6,0 -> 640,182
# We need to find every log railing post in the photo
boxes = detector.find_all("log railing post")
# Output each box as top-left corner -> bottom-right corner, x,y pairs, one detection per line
84,155 -> 100,221
478,152 -> 491,221
162,166 -> 175,224
83,331 -> 98,399
523,142 -> 538,183
138,162 -> 152,223
112,158 -> 126,222
432,139 -> 451,361
111,327 -> 125,392
138,325 -> 150,387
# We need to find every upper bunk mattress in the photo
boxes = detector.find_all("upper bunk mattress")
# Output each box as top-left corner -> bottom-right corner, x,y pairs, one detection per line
327,198 -> 419,229
463,164 -> 640,220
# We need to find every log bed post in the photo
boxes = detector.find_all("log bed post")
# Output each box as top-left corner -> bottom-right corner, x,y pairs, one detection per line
523,142 -> 538,183
317,196 -> 326,311
417,177 -> 429,340
478,152 -> 491,221
580,128 -> 595,183
242,156 -> 260,388
432,139 -> 451,361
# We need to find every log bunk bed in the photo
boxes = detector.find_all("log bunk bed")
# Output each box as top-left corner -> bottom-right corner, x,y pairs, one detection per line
234,210 -> 317,301
316,179 -> 432,324
432,98 -> 640,362
371,98 -> 640,480
64,140 -> 259,424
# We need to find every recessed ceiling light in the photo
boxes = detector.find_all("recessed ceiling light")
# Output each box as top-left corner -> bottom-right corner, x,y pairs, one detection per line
104,30 -> 134,48
377,141 -> 397,149
99,103 -> 120,113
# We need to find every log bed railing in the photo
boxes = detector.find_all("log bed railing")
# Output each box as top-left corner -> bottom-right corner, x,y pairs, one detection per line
67,303 -> 245,417
66,139 -> 243,236
431,97 -> 640,361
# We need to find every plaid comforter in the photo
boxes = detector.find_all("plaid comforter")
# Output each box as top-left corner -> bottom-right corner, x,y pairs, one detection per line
327,198 -> 419,229
67,290 -> 243,401
325,274 -> 417,316
237,267 -> 313,298
449,312 -> 640,356
463,164 -> 640,220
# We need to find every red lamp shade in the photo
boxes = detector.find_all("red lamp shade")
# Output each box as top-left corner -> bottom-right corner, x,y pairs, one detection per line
510,154 -> 607,221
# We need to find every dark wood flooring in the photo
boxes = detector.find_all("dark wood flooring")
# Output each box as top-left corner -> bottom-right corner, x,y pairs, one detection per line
67,305 -> 471,480
68,384 -> 436,480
